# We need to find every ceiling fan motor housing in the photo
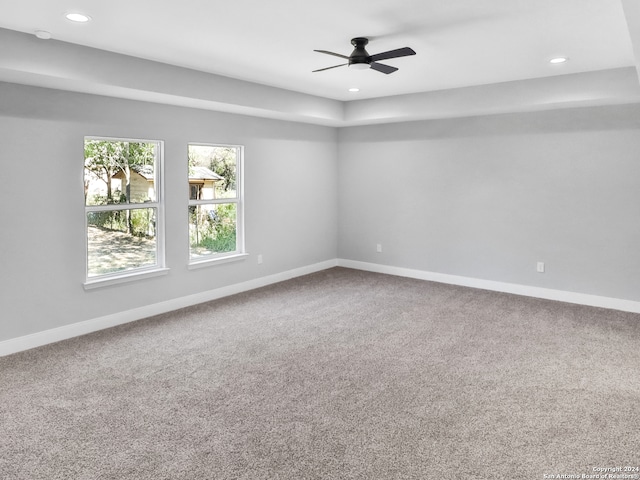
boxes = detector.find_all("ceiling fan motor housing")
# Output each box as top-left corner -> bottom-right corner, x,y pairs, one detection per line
349,37 -> 370,67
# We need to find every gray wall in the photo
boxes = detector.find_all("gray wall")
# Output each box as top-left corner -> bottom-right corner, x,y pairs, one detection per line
338,105 -> 640,301
3,79 -> 640,345
0,82 -> 338,342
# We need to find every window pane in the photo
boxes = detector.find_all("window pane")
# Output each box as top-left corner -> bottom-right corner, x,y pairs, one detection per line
188,145 -> 237,200
87,208 -> 157,277
85,139 -> 157,206
189,203 -> 237,258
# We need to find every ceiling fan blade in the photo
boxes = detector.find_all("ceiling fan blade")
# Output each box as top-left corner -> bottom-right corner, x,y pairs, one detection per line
370,47 -> 416,62
370,62 -> 398,74
314,50 -> 350,60
312,63 -> 348,73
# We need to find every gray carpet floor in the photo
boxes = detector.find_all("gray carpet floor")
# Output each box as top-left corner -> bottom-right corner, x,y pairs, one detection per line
1,267 -> 639,479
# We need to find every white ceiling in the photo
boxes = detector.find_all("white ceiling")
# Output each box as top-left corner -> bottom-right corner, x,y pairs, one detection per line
0,0 -> 638,102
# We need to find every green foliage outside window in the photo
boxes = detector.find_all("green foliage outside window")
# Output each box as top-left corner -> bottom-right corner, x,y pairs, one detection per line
189,203 -> 237,255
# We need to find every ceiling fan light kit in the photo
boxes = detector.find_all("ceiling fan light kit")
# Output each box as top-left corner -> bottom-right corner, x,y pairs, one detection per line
350,63 -> 370,70
313,37 -> 416,74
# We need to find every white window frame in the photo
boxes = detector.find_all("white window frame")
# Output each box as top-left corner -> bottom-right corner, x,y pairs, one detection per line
84,136 -> 167,289
188,143 -> 246,267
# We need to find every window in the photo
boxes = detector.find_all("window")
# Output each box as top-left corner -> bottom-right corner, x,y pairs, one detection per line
188,144 -> 244,263
189,183 -> 203,200
84,137 -> 165,284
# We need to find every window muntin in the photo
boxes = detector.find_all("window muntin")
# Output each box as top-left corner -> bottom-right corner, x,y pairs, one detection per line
188,144 -> 243,262
84,138 -> 164,281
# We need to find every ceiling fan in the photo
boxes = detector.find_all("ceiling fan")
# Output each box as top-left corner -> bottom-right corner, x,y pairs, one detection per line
313,37 -> 416,74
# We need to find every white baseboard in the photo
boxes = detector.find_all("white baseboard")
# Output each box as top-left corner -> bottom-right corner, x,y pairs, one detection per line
3,257 -> 638,357
337,259 -> 640,314
0,259 -> 338,357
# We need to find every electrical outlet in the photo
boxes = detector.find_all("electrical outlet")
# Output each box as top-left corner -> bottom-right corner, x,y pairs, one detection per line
537,261 -> 545,273
257,254 -> 263,265
376,244 -> 382,253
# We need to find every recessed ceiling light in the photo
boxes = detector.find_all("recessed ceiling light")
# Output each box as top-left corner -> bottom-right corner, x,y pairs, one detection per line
348,88 -> 360,92
65,12 -> 91,22
34,30 -> 52,40
549,57 -> 568,64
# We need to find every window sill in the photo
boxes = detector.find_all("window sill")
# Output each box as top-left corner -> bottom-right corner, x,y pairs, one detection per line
84,267 -> 170,290
188,253 -> 249,270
